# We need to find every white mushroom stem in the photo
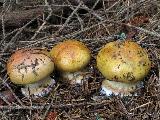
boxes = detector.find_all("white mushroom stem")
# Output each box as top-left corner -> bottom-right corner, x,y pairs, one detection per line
100,79 -> 143,96
21,76 -> 55,98
61,69 -> 88,85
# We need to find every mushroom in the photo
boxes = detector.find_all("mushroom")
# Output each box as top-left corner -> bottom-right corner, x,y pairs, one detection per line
101,80 -> 143,96
7,48 -> 55,98
96,40 -> 151,96
50,40 -> 91,84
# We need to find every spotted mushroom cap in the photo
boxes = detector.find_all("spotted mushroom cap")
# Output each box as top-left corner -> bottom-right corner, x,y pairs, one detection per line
7,48 -> 54,84
96,40 -> 151,83
50,40 -> 91,72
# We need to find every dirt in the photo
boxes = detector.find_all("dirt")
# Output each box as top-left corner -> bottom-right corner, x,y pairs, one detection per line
0,0 -> 159,120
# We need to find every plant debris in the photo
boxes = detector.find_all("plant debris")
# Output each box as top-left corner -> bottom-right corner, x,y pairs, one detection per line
0,0 -> 159,120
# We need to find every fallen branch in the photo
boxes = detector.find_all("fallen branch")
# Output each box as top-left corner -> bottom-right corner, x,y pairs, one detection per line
0,8 -> 44,28
0,0 -> 104,28
129,101 -> 152,111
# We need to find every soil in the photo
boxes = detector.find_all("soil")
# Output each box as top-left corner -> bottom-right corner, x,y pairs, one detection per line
0,0 -> 159,120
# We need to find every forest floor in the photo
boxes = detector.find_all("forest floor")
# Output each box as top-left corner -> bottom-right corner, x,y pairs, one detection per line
0,0 -> 159,120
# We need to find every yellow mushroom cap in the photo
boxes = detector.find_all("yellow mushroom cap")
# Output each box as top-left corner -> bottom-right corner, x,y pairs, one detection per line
7,48 -> 54,85
50,40 -> 91,72
97,40 -> 151,83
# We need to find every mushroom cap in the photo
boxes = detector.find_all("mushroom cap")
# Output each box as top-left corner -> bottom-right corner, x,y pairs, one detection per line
50,40 -> 91,72
101,79 -> 141,96
97,40 -> 151,83
7,48 -> 54,85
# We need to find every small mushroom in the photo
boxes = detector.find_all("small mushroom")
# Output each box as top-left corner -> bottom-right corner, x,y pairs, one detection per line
96,40 -> 151,96
50,40 -> 91,84
7,48 -> 55,98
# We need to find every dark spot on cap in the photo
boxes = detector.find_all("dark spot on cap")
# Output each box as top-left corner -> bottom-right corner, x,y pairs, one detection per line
138,60 -> 147,66
137,50 -> 145,57
123,72 -> 135,81
113,75 -> 119,81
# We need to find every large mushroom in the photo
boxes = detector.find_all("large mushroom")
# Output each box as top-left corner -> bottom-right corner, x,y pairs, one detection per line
7,48 -> 55,98
96,40 -> 151,96
50,40 -> 91,84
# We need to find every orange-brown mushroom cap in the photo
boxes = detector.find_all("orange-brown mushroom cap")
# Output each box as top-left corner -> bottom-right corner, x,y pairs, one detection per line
50,40 -> 91,72
7,48 -> 54,85
97,40 -> 151,83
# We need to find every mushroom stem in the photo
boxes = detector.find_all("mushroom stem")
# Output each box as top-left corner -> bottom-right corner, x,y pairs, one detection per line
61,69 -> 88,85
21,76 -> 55,98
100,79 -> 143,96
